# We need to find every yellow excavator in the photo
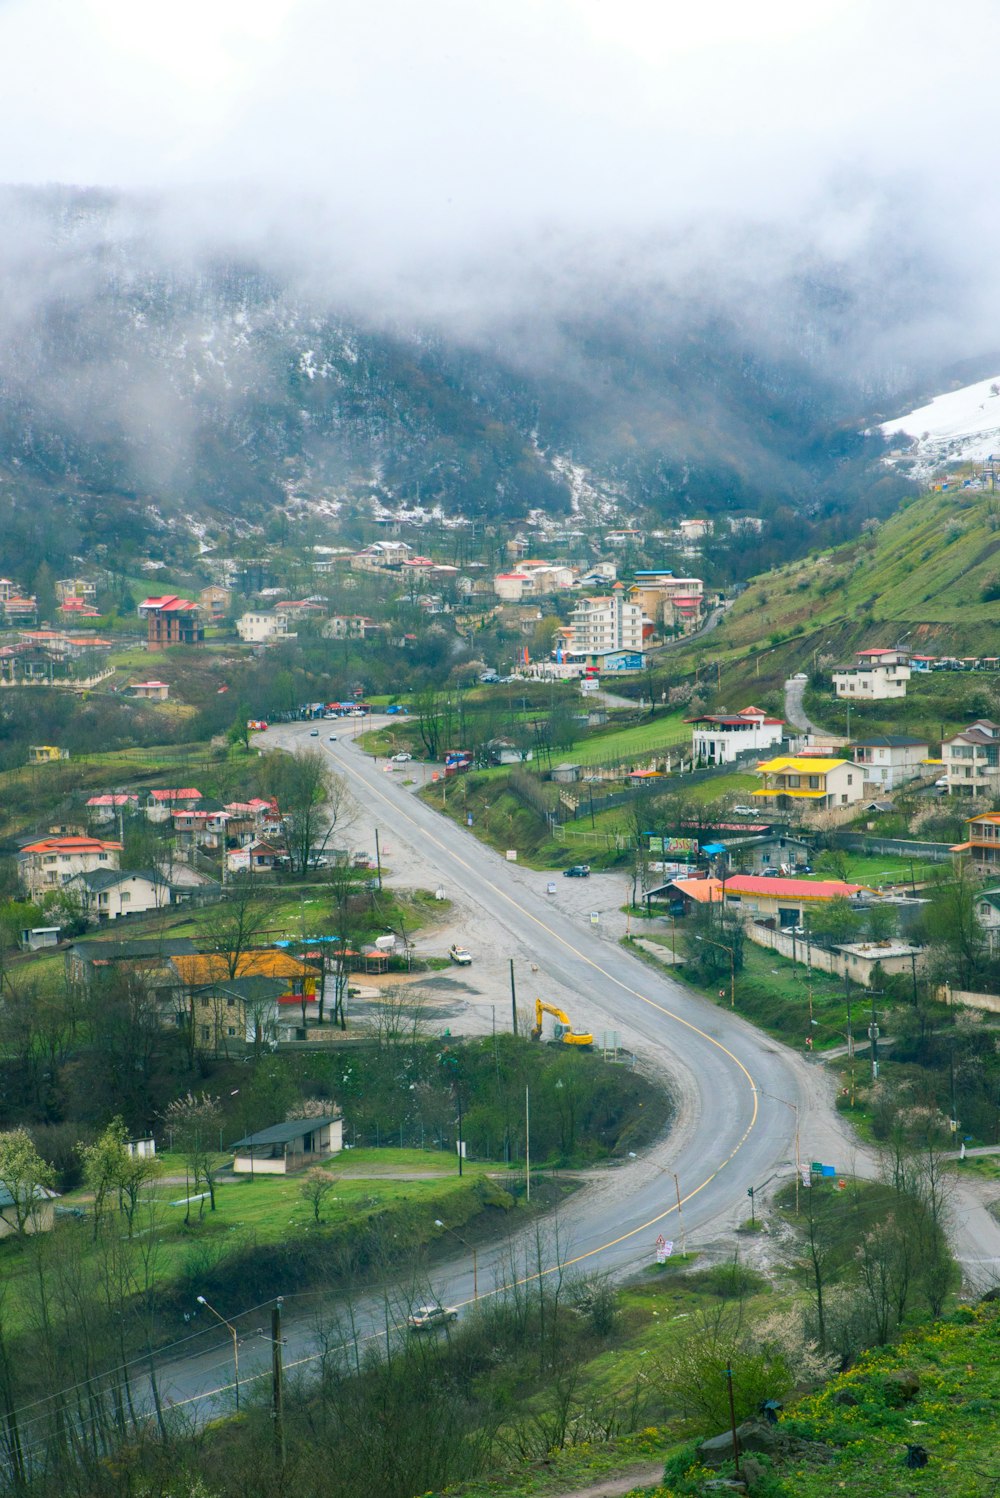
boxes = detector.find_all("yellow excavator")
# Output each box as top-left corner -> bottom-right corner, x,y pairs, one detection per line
531,999 -> 594,1048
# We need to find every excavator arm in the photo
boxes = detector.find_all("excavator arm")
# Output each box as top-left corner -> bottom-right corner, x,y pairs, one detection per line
531,998 -> 594,1047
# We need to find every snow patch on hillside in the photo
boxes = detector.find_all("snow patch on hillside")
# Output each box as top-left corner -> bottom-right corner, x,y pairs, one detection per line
879,375 -> 1000,475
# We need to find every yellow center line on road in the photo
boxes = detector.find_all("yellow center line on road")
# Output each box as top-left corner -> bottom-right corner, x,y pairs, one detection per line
320,738 -> 761,1242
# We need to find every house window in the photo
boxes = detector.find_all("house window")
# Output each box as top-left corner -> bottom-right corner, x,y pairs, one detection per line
226,1026 -> 237,1038
200,996 -> 210,1009
120,892 -> 130,903
787,775 -> 800,788
847,774 -> 853,785
98,853 -> 108,861
841,794 -> 848,804
226,997 -> 235,1008
808,776 -> 820,790
200,1026 -> 210,1042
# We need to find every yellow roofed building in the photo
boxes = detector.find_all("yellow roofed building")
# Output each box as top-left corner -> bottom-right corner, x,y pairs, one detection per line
753,755 -> 863,812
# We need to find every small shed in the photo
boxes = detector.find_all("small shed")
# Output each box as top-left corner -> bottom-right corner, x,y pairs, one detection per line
20,926 -> 60,952
552,763 -> 581,784
230,1113 -> 343,1175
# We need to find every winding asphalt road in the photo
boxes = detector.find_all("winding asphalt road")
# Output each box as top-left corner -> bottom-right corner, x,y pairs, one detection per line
142,719 -> 1000,1422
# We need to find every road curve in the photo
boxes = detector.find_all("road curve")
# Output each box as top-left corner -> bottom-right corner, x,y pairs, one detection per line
146,719 -> 1000,1418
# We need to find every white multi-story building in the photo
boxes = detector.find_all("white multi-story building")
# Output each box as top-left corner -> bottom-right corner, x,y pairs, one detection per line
849,735 -> 930,790
237,611 -> 296,644
943,720 -> 1000,797
833,648 -> 911,701
567,585 -> 644,659
18,835 -> 122,898
687,706 -> 784,765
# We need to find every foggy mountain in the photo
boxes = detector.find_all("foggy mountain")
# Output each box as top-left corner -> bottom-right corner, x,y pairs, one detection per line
0,187 -> 971,575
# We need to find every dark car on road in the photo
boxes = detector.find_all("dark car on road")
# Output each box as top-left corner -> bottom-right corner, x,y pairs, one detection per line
563,864 -> 591,878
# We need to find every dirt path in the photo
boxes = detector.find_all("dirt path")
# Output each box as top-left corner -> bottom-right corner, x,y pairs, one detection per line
543,1463 -> 664,1497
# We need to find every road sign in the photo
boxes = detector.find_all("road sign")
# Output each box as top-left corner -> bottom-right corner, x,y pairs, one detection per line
655,1238 -> 674,1263
590,912 -> 599,926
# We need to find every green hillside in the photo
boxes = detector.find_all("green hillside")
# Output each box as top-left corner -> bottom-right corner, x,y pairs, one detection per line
717,484 -> 1000,659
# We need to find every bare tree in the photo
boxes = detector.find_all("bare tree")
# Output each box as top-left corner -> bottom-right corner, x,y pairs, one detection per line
300,1166 -> 339,1222
200,877 -> 274,979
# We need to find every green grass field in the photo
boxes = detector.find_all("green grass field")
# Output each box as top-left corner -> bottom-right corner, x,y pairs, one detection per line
0,1147 -> 497,1332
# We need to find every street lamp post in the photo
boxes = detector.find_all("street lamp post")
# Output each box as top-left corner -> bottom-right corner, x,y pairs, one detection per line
196,1295 -> 240,1410
434,1218 -> 478,1300
752,1088 -> 801,1215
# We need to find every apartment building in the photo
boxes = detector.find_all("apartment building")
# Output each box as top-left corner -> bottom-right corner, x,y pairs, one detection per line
832,648 -> 911,701
566,584 -> 644,660
942,720 -> 1000,797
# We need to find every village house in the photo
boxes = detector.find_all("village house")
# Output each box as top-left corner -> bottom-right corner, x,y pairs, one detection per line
168,951 -> 320,1010
650,872 -> 870,929
350,541 -> 411,571
627,572 -> 706,636
942,720 -> 1000,797
56,598 -> 101,620
686,705 -> 784,766
0,589 -> 38,625
604,528 -> 645,548
974,890 -> 1000,952
64,868 -> 172,922
83,790 -> 138,826
677,518 -> 713,542
18,834 -> 122,898
236,610 -> 297,644
171,807 -> 229,851
126,680 -> 170,701
56,578 -> 98,603
66,936 -> 198,990
186,975 -> 290,1053
952,811 -> 1000,873
321,615 -> 381,640
753,755 -> 862,812
849,734 -> 930,790
226,840 -> 282,874
137,595 -> 203,648
832,648 -> 911,701
145,788 -> 202,823
198,584 -> 232,621
719,831 -> 813,875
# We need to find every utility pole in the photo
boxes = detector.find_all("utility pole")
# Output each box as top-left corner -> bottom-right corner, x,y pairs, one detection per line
868,991 -> 880,1081
672,1171 -> 686,1256
725,1364 -> 741,1477
374,828 -> 383,891
525,1085 -> 530,1202
456,1090 -> 463,1177
509,958 -> 518,1035
271,1299 -> 285,1469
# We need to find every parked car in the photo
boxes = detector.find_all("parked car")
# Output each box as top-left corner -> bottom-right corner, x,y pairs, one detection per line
732,805 -> 755,816
546,881 -> 557,895
393,752 -> 413,762
328,735 -> 338,742
449,944 -> 472,965
310,728 -> 319,736
563,865 -> 591,878
407,1303 -> 458,1332
934,777 -> 948,788
793,672 -> 808,680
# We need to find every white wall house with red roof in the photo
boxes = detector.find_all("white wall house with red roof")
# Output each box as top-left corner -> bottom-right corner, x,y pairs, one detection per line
18,835 -> 122,899
686,705 -> 784,765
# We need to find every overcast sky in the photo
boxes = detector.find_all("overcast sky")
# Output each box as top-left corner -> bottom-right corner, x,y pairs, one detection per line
2,0 -> 999,331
